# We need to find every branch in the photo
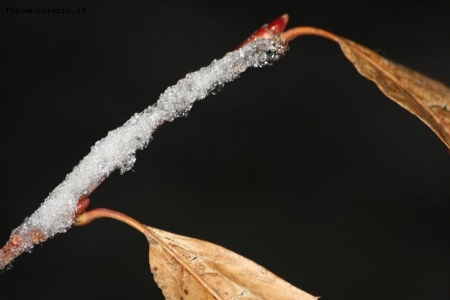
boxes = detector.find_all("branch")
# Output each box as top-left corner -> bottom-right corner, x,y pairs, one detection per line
0,16 -> 288,270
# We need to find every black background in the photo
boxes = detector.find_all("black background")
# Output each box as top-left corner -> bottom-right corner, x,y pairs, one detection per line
1,1 -> 450,299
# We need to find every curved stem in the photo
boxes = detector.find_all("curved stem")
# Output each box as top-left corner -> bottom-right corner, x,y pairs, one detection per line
75,208 -> 150,237
74,208 -> 172,249
281,26 -> 341,43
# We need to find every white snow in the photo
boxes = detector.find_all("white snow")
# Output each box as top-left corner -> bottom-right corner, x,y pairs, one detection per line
1,36 -> 287,267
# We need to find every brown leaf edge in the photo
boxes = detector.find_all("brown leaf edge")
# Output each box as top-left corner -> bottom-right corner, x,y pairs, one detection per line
75,208 -> 318,300
281,27 -> 450,149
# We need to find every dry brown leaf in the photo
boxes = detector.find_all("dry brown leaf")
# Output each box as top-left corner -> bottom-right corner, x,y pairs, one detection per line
282,27 -> 450,149
337,37 -> 450,148
76,209 -> 317,299
145,226 -> 318,300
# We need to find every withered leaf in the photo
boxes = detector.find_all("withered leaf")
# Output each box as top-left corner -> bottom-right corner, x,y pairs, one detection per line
282,27 -> 450,149
337,37 -> 450,148
145,226 -> 318,300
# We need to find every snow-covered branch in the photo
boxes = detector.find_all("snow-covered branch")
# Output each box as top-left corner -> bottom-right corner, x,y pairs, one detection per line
0,36 -> 287,270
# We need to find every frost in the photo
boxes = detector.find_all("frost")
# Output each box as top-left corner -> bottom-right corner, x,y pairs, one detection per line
0,36 -> 287,268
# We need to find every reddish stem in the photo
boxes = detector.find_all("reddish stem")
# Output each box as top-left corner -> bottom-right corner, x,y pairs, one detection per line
74,208 -> 153,240
280,26 -> 340,43
0,230 -> 45,269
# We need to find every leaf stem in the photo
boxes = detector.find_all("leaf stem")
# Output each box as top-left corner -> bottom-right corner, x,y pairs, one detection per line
281,26 -> 340,43
74,208 -> 150,237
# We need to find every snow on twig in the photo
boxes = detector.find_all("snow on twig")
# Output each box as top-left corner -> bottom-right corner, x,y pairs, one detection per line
0,36 -> 287,270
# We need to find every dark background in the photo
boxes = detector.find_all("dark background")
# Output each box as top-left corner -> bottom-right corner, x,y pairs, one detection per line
1,1 -> 449,299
